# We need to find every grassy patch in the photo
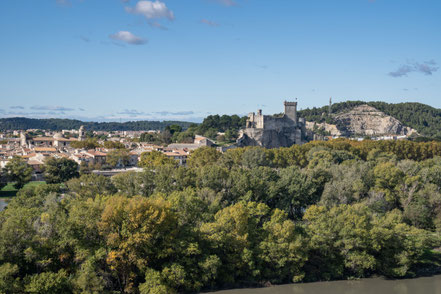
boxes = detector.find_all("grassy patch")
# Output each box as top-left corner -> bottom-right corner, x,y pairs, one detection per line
0,181 -> 46,198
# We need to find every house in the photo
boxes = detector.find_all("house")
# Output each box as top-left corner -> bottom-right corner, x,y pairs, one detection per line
163,149 -> 189,165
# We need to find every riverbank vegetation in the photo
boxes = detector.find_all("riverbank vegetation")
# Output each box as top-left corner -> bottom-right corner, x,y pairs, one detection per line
1,139 -> 441,293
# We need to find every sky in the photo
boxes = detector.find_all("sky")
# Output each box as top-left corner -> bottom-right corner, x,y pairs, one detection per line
0,0 -> 440,122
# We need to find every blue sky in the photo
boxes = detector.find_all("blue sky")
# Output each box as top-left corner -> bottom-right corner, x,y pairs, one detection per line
0,0 -> 440,122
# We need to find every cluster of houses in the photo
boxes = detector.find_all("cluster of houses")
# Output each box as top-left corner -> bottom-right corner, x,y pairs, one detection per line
0,126 -> 214,179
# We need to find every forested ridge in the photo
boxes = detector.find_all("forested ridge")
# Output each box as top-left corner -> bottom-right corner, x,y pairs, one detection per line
1,139 -> 441,293
298,101 -> 441,138
0,117 -> 194,132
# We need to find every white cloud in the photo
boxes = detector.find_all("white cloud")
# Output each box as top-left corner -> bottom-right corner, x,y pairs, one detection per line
109,31 -> 147,45
389,60 -> 439,77
126,1 -> 174,20
201,19 -> 220,27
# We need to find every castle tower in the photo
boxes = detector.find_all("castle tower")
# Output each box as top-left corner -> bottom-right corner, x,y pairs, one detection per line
284,101 -> 298,123
79,125 -> 85,141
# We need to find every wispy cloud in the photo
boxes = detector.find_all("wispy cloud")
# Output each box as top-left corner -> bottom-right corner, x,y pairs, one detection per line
109,31 -> 147,45
154,111 -> 194,116
389,60 -> 439,77
209,0 -> 237,7
30,106 -> 75,111
10,106 -> 25,110
201,19 -> 220,27
117,109 -> 146,116
257,64 -> 269,70
125,0 -> 174,20
148,21 -> 169,30
79,36 -> 91,43
56,0 -> 71,6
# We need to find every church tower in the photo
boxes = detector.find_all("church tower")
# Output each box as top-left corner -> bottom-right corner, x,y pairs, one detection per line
78,126 -> 85,141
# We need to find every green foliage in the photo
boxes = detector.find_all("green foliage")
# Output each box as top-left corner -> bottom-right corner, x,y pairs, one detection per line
139,151 -> 177,168
103,140 -> 125,149
3,156 -> 33,189
70,138 -> 101,149
43,157 -> 79,184
1,141 -> 441,293
0,263 -> 21,293
24,270 -> 71,293
187,147 -> 221,168
303,204 -> 432,280
106,148 -> 130,167
67,173 -> 116,198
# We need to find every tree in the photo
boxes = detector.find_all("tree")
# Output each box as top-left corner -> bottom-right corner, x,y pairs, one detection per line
106,149 -> 130,168
103,141 -> 125,149
111,171 -> 140,197
187,147 -> 221,168
200,202 -> 269,284
66,173 -> 116,198
373,162 -> 404,208
303,204 -> 433,280
165,124 -> 182,135
272,166 -> 324,219
98,196 -> 178,292
0,169 -> 7,190
44,157 -> 79,184
70,138 -> 101,150
0,263 -> 21,293
139,151 -> 177,169
259,209 -> 308,283
24,270 -> 71,294
3,156 -> 33,189
242,147 -> 270,169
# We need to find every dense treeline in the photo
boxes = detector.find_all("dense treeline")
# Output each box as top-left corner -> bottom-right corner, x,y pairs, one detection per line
1,139 -> 441,293
298,101 -> 441,138
0,117 -> 194,132
138,115 -> 247,144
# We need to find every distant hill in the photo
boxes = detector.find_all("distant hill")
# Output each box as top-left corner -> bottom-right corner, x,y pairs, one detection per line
0,117 -> 195,132
298,101 -> 441,138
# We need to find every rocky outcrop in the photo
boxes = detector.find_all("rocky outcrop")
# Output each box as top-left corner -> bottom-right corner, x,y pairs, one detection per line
306,104 -> 418,137
305,121 -> 342,137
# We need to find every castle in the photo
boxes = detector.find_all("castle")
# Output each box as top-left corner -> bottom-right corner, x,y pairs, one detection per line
236,101 -> 307,148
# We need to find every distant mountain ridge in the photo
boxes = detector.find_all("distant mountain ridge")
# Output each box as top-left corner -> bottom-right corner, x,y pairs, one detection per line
0,117 -> 195,131
298,101 -> 441,138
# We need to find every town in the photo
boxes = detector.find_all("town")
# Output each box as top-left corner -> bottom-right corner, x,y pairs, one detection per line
1,100 -> 422,182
